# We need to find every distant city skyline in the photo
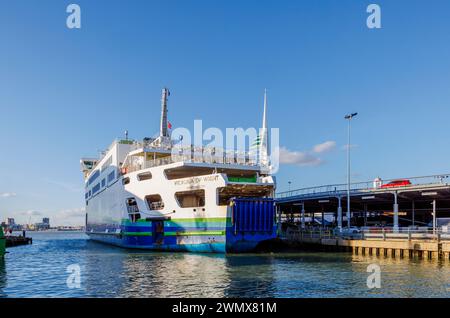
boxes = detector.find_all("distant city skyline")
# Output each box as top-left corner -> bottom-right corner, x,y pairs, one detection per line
2,0 -> 450,226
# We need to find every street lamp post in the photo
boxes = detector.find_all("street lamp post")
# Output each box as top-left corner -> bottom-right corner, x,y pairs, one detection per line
345,112 -> 358,228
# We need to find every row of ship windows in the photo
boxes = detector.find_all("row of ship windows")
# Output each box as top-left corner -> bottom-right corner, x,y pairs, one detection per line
86,168 -> 151,199
126,190 -> 206,217
122,171 -> 152,184
85,170 -> 116,199
126,187 -> 259,213
87,156 -> 113,187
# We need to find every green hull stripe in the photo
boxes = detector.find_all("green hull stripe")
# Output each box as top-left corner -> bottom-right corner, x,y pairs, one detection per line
123,231 -> 225,237
123,232 -> 152,236
165,231 -> 225,237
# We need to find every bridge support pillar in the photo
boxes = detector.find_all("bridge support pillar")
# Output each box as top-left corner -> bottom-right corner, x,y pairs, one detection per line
393,191 -> 399,233
337,196 -> 342,232
432,199 -> 437,235
301,202 -> 306,230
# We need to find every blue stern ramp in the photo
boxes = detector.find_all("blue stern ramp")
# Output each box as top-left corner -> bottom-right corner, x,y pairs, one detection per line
226,198 -> 277,253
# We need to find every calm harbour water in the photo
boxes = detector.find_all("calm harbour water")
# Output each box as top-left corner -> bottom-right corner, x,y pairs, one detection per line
0,232 -> 449,298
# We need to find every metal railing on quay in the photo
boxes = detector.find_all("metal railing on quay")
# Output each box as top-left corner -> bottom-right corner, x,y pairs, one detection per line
282,226 -> 450,241
360,227 -> 450,241
284,228 -> 334,240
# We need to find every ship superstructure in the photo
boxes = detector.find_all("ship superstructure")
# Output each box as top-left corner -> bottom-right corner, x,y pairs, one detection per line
81,89 -> 276,253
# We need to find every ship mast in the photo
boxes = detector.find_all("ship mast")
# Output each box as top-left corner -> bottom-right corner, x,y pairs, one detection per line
152,87 -> 172,148
160,88 -> 170,138
259,89 -> 269,166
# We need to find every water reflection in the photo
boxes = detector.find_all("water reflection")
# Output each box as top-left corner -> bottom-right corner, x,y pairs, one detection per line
224,255 -> 277,297
2,233 -> 450,297
83,242 -> 231,297
122,253 -> 229,297
350,254 -> 450,297
83,241 -> 130,297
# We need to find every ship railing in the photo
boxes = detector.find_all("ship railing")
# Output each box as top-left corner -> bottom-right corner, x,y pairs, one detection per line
124,146 -> 261,173
284,228 -> 334,240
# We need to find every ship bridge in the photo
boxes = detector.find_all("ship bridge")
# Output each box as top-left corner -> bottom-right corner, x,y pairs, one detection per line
275,174 -> 450,230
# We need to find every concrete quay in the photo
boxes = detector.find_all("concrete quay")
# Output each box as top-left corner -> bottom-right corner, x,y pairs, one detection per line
284,232 -> 450,260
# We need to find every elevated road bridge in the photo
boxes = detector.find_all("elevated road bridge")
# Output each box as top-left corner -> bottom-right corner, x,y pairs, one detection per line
275,174 -> 450,231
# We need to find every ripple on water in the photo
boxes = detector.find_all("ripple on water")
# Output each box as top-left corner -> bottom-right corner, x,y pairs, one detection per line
0,232 -> 449,298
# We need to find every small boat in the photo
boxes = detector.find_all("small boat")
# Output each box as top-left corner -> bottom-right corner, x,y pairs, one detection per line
0,227 -> 5,258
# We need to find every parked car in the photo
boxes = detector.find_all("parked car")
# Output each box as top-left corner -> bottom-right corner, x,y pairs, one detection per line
334,227 -> 361,236
380,179 -> 412,188
343,227 -> 361,234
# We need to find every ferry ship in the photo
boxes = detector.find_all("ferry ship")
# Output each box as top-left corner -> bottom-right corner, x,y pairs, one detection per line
81,89 -> 276,253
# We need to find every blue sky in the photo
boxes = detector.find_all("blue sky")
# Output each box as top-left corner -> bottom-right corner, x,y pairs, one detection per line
1,0 -> 450,225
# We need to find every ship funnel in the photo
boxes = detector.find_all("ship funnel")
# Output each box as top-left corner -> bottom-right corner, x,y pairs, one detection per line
160,88 -> 170,137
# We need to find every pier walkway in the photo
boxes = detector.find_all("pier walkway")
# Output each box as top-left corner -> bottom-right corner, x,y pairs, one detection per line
282,228 -> 450,260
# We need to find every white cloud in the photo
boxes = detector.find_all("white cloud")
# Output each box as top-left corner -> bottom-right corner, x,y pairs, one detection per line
313,141 -> 336,154
51,208 -> 86,227
279,147 -> 322,166
58,208 -> 86,218
0,192 -> 17,198
22,210 -> 42,217
16,210 -> 42,217
279,140 -> 337,167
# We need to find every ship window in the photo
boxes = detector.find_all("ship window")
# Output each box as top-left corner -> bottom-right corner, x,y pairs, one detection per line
107,171 -> 115,183
92,183 -> 100,195
123,177 -> 130,185
145,194 -> 164,210
126,197 -> 140,222
137,172 -> 152,181
175,190 -> 205,208
101,179 -> 106,187
88,170 -> 100,185
101,156 -> 112,173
